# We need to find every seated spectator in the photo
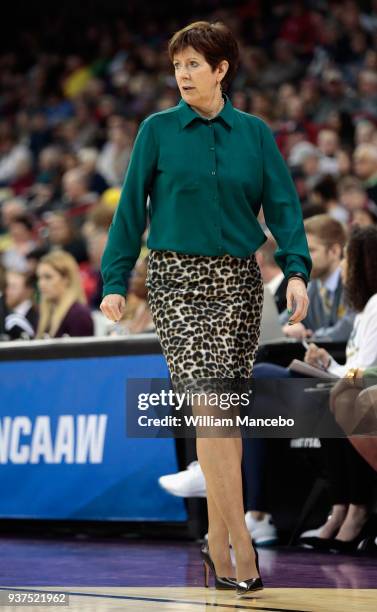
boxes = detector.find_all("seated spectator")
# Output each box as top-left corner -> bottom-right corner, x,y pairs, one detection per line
32,145 -> 62,196
280,214 -> 354,341
43,212 -> 88,264
317,129 -> 340,176
28,180 -> 62,219
308,175 -> 349,224
36,146 -> 62,186
355,69 -> 377,122
0,122 -> 32,186
1,214 -> 38,272
351,205 -> 377,227
325,110 -> 355,152
77,148 -> 109,195
28,113 -> 52,162
336,149 -> 353,177
3,269 -> 38,340
275,96 -> 318,156
299,225 -> 377,552
353,143 -> 377,205
355,119 -> 376,146
0,197 -> 27,252
59,168 -> 98,228
338,175 -> 370,219
97,116 -> 132,186
312,69 -> 357,126
8,154 -> 34,196
36,250 -> 93,338
60,150 -> 79,173
288,141 -> 322,193
255,236 -> 288,313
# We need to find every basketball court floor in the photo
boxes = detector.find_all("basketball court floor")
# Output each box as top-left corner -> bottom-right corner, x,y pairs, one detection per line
0,537 -> 376,611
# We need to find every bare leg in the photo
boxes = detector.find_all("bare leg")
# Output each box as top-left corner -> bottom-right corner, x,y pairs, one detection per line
205,435 -> 244,576
319,504 -> 348,538
197,435 -> 258,582
336,504 -> 369,541
205,482 -> 235,578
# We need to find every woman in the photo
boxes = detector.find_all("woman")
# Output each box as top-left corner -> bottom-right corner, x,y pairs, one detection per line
2,214 -> 37,273
36,250 -> 94,338
302,225 -> 377,552
100,21 -> 311,596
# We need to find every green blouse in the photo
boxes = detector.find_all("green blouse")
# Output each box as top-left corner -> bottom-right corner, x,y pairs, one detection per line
101,94 -> 312,297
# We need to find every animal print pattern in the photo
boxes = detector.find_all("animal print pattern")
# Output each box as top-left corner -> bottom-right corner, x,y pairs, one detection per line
145,249 -> 264,393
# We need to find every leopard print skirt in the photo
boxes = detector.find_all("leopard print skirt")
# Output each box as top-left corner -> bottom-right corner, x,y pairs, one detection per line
145,249 -> 264,394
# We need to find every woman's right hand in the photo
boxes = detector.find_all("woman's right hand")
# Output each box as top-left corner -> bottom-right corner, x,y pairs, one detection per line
100,294 -> 126,322
304,342 -> 331,370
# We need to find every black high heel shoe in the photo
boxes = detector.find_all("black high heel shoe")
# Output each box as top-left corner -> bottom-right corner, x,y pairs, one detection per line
200,543 -> 237,589
236,539 -> 264,597
328,516 -> 376,554
297,536 -> 336,551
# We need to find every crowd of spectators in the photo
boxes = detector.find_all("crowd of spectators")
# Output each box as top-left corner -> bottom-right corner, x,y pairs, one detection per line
1,0 -> 377,340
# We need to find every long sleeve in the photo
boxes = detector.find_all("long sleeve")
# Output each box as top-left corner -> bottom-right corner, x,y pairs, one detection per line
101,118 -> 157,297
259,120 -> 312,282
328,294 -> 377,376
311,308 -> 355,342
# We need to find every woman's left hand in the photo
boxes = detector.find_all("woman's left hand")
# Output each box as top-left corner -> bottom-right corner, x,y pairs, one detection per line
286,278 -> 309,324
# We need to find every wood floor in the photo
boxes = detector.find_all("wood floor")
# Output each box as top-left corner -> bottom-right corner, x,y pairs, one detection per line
1,536 -> 376,611
1,586 -> 377,611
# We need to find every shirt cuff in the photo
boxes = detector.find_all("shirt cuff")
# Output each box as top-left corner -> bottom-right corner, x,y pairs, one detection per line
102,285 -> 127,298
286,272 -> 308,287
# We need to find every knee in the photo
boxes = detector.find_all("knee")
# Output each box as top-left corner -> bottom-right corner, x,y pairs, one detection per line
253,363 -> 289,378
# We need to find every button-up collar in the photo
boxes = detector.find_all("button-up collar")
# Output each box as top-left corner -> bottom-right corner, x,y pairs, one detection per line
177,93 -> 235,130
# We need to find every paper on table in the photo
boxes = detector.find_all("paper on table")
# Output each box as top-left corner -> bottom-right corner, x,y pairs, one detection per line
288,359 -> 339,380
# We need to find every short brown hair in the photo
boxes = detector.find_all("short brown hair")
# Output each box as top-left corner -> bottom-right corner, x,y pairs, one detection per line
304,214 -> 347,249
168,21 -> 240,90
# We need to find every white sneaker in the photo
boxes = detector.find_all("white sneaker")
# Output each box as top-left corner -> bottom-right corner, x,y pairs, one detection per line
299,525 -> 325,539
299,515 -> 332,539
244,512 -> 278,546
205,512 -> 278,546
158,460 -> 207,497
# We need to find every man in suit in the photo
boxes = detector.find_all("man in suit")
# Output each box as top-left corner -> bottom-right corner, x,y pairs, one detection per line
280,214 -> 354,342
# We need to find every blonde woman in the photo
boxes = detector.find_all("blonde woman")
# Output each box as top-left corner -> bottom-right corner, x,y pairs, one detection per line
36,250 -> 93,338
